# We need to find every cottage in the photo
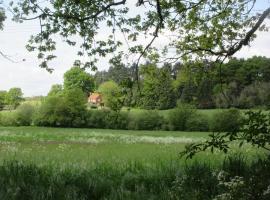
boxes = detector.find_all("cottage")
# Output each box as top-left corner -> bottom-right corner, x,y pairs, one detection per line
88,92 -> 102,105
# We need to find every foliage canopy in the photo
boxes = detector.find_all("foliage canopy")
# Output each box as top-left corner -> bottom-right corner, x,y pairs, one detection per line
5,88 -> 23,109
98,80 -> 123,111
9,0 -> 270,71
64,66 -> 95,95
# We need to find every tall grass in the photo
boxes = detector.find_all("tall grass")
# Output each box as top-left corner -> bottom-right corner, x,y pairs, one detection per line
0,155 -> 269,200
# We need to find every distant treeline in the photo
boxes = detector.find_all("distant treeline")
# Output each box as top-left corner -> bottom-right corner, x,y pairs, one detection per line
0,64 -> 244,131
1,56 -> 269,112
95,56 -> 270,109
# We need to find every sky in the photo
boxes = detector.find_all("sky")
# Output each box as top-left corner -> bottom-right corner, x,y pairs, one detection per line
0,1 -> 270,97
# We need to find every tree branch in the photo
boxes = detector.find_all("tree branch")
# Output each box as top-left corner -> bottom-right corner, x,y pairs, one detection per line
227,7 -> 270,56
57,0 -> 127,22
0,50 -> 23,63
134,0 -> 164,93
172,7 -> 270,60
0,50 -> 15,62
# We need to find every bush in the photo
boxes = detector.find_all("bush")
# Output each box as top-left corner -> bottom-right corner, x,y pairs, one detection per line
85,110 -> 129,129
89,103 -> 98,109
186,113 -> 209,131
167,103 -> 196,131
0,103 -> 37,126
85,109 -> 107,128
86,110 -> 127,129
128,111 -> 164,130
0,111 -> 18,126
210,109 -> 243,132
34,89 -> 87,127
104,111 -> 129,129
16,103 -> 37,126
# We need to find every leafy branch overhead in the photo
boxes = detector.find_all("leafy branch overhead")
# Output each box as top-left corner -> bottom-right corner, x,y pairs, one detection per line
9,0 -> 270,71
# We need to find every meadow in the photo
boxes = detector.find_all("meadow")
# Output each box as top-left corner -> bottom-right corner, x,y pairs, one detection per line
0,127 -> 268,199
0,126 -> 261,165
0,127 -> 209,166
0,108 -> 268,199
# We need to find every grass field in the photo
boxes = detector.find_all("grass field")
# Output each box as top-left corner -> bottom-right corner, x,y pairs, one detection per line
0,127 -> 263,168
0,127 -> 268,199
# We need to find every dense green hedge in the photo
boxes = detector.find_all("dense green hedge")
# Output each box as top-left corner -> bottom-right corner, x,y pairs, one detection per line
0,155 -> 269,199
0,102 -> 244,132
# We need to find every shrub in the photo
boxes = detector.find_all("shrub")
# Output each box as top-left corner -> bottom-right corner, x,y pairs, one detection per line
34,89 -> 87,127
33,95 -> 64,127
85,109 -> 107,128
88,103 -> 98,109
167,103 -> 196,131
210,109 -> 243,132
104,111 -> 129,129
86,109 -> 129,129
128,111 -> 164,130
16,103 -> 37,126
186,113 -> 210,131
0,111 -> 18,126
0,104 -> 37,126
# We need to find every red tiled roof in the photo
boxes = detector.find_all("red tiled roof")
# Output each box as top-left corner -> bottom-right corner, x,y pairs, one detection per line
89,93 -> 101,100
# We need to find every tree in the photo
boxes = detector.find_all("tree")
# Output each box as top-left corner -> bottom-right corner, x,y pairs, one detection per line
5,88 -> 23,109
173,61 -> 208,106
157,66 -> 176,109
48,84 -> 63,96
107,55 -> 131,85
0,3 -> 7,59
98,81 -> 123,111
0,2 -> 5,29
64,67 -> 95,95
140,63 -> 176,110
212,56 -> 270,108
140,63 -> 160,109
196,77 -> 215,108
238,82 -> 270,108
94,71 -> 110,86
0,90 -> 7,110
10,1 -> 270,72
